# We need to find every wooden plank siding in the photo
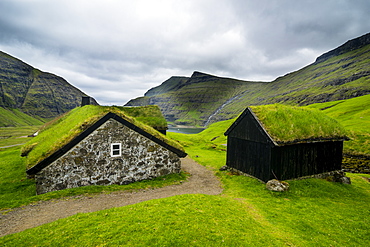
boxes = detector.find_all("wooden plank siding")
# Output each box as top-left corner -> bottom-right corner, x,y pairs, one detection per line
225,106 -> 346,182
226,137 -> 272,182
271,141 -> 343,181
225,108 -> 274,145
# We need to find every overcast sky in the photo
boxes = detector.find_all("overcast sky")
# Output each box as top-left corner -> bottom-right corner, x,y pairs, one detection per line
0,0 -> 369,105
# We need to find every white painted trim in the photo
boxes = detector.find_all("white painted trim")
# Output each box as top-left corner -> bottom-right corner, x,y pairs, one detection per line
111,143 -> 122,157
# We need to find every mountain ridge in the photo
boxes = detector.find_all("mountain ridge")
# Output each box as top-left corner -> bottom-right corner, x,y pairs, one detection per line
315,32 -> 370,63
126,32 -> 370,127
0,51 -> 98,122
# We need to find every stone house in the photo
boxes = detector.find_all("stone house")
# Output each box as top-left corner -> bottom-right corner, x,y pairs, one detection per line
224,104 -> 348,182
24,105 -> 186,194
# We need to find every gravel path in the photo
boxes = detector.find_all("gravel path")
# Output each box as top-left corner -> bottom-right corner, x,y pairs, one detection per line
0,144 -> 24,149
0,157 -> 222,237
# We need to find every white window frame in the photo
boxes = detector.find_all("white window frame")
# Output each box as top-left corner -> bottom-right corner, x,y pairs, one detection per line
111,143 -> 122,157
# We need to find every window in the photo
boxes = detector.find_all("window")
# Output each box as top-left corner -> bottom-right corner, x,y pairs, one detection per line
111,143 -> 121,157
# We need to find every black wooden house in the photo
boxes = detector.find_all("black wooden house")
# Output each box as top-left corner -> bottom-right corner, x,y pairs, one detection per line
224,104 -> 348,182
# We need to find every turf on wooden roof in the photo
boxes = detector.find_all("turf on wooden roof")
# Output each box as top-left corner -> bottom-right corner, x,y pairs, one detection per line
22,105 -> 184,169
249,104 -> 348,145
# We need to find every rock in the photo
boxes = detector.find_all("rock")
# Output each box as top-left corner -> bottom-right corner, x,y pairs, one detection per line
266,179 -> 289,192
339,176 -> 351,184
219,165 -> 229,171
326,171 -> 351,184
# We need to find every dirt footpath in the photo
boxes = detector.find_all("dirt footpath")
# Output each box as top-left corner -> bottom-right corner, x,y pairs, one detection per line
0,157 -> 223,237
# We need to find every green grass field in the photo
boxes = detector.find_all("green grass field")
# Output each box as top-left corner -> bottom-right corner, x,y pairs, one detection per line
1,130 -> 369,246
0,126 -> 40,148
1,96 -> 370,246
0,146 -> 188,210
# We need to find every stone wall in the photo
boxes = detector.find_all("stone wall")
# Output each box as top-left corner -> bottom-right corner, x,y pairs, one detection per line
35,118 -> 181,194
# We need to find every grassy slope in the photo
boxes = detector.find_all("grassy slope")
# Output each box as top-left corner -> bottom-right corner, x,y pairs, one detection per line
306,94 -> 370,155
1,123 -> 369,246
128,72 -> 265,126
221,43 -> 370,121
0,107 -> 44,127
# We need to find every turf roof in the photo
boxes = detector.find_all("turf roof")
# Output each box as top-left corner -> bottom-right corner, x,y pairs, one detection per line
249,104 -> 348,145
119,105 -> 168,129
22,105 -> 184,169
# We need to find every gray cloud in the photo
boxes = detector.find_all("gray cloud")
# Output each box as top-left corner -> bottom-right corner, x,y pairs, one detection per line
0,0 -> 369,105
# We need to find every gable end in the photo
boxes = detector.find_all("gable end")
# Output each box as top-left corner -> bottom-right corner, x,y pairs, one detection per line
224,107 -> 276,146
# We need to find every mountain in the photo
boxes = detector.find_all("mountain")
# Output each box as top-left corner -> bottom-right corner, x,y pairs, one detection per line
127,71 -> 260,126
126,32 -> 370,127
0,51 -> 98,122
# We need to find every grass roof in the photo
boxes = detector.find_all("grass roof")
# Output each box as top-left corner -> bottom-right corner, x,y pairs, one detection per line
250,104 -> 348,144
119,105 -> 168,128
22,105 -> 184,169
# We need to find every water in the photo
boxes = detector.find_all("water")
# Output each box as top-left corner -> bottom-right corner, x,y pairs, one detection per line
168,127 -> 205,134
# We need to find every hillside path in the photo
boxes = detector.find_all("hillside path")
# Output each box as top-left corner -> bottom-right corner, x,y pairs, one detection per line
0,157 -> 223,237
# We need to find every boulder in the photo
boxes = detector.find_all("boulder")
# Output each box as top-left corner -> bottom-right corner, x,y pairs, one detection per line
326,171 -> 351,184
338,176 -> 351,184
266,179 -> 289,192
219,165 -> 229,171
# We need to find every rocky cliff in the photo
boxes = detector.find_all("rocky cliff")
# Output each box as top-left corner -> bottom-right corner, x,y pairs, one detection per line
315,32 -> 370,63
126,32 -> 370,127
0,51 -> 98,120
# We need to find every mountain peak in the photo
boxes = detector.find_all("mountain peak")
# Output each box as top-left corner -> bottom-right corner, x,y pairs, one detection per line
190,71 -> 213,78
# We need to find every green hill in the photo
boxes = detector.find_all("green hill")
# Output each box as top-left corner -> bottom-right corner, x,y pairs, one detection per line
0,51 -> 98,124
126,32 -> 370,127
0,107 -> 44,127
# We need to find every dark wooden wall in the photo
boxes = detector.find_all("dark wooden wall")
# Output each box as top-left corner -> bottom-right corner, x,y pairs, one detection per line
226,109 -> 273,145
271,141 -> 343,181
226,137 -> 343,182
226,137 -> 272,182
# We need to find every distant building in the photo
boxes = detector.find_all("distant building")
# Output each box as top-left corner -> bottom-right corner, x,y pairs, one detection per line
25,105 -> 186,194
224,104 -> 348,182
